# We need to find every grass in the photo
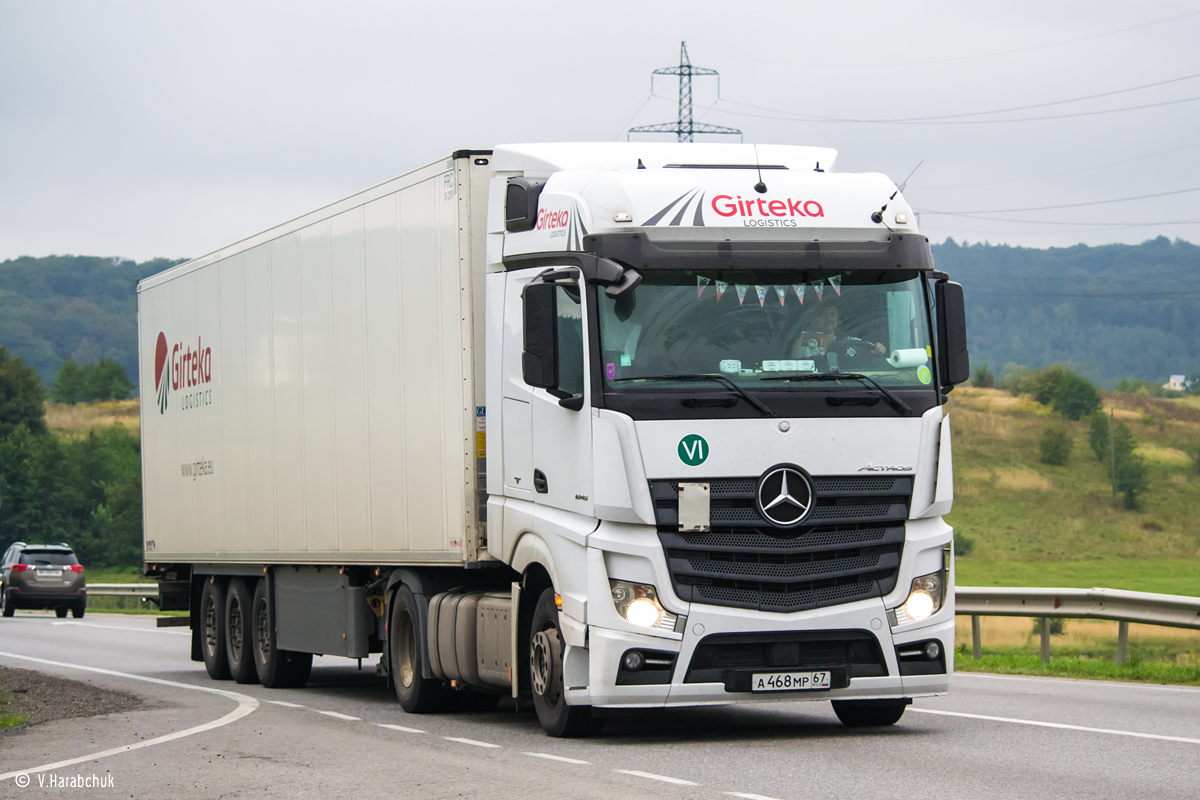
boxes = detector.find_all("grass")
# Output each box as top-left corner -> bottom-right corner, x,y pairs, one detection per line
955,558 -> 1200,596
954,652 -> 1200,686
45,398 -> 140,439
85,566 -> 151,584
0,694 -> 27,730
947,388 -> 1200,578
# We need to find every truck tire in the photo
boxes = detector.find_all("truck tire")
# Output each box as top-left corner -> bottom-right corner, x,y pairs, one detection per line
529,589 -> 602,738
250,578 -> 312,688
225,578 -> 259,684
389,585 -> 448,713
200,578 -> 232,680
832,699 -> 909,727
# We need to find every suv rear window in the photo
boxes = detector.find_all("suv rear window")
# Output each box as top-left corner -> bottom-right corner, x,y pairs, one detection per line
19,551 -> 79,566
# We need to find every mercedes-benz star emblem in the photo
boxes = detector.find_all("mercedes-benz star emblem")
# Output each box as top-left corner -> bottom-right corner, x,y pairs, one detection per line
756,465 -> 814,528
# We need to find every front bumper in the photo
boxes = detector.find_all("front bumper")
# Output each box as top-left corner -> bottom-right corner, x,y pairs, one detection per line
570,518 -> 954,708
584,602 -> 953,708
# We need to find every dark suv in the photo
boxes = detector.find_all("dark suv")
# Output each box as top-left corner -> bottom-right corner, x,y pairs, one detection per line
1,543 -> 87,618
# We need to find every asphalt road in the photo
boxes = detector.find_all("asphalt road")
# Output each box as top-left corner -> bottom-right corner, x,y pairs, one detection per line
1,612 -> 1198,799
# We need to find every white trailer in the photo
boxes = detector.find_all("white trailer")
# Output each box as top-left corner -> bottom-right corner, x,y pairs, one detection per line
139,143 -> 969,736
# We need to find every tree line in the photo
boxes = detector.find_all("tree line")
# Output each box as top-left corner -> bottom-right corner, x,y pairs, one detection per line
0,347 -> 141,567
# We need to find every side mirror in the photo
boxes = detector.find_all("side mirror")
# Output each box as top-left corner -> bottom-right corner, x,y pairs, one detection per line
522,281 -> 558,390
935,280 -> 970,387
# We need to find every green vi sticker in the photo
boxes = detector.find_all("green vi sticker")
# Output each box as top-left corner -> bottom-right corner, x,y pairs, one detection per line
917,365 -> 932,385
678,434 -> 709,466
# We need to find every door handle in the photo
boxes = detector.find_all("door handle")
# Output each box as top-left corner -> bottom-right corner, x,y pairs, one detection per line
533,469 -> 548,494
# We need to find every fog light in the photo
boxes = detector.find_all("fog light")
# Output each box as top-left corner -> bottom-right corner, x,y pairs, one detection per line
924,641 -> 942,661
623,651 -> 646,671
609,580 -> 678,631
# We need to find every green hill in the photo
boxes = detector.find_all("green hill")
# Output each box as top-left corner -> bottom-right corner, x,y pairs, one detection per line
946,387 -> 1200,595
0,255 -> 185,392
933,236 -> 1200,387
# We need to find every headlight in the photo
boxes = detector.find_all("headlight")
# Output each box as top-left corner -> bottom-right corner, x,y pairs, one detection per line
892,570 -> 946,626
610,580 -> 678,631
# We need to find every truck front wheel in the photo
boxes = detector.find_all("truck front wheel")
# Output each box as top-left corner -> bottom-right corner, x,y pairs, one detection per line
832,699 -> 910,727
529,589 -> 602,738
200,578 -> 231,680
250,578 -> 311,688
389,585 -> 448,713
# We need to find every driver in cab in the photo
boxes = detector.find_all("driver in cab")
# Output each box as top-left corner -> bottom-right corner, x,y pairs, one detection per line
791,298 -> 887,360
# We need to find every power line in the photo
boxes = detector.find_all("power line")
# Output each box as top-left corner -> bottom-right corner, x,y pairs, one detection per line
964,287 -> 1200,298
917,186 -> 1200,215
709,92 -> 1200,125
925,214 -> 1200,226
692,11 -> 1200,68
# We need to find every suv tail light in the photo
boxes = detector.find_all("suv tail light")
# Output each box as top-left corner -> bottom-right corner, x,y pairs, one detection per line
10,564 -> 28,573
67,565 -> 84,573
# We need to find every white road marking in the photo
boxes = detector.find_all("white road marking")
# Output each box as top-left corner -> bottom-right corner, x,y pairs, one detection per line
315,710 -> 361,721
955,671 -> 1200,694
524,752 -> 590,764
910,707 -> 1200,745
617,770 -> 698,786
445,736 -> 501,748
727,793 -> 786,800
0,651 -> 258,783
266,700 -> 305,708
49,621 -> 190,636
378,723 -> 426,734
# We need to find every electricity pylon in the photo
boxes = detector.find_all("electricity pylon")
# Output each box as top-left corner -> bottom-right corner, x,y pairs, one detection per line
629,42 -> 741,143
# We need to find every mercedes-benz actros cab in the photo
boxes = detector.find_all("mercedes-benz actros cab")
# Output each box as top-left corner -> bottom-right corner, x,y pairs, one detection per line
139,142 -> 968,737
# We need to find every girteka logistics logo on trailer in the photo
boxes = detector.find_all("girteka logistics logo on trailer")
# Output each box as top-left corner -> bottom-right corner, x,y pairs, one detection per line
154,332 -> 214,414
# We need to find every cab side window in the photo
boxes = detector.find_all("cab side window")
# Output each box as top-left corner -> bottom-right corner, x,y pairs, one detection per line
555,284 -> 584,398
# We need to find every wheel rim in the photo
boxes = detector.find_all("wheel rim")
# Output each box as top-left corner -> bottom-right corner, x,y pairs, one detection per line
394,608 -> 416,689
254,597 -> 270,665
202,592 -> 218,656
530,627 -> 561,706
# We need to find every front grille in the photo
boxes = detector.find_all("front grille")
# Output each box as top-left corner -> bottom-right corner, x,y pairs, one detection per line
685,629 -> 888,684
652,475 -> 910,613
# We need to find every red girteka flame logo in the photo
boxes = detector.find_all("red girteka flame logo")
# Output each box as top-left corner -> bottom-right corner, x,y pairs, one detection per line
154,332 -> 169,414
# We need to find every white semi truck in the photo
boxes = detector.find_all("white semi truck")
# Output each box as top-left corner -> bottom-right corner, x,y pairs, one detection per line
138,142 -> 968,737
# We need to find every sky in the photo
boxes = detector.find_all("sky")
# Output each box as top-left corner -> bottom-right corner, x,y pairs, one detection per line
2,0 -> 1198,262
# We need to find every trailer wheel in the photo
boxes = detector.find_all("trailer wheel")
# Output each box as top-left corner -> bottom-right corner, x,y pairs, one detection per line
225,578 -> 259,684
832,699 -> 909,727
529,589 -> 602,738
200,578 -> 231,680
251,578 -> 312,688
389,585 -> 447,713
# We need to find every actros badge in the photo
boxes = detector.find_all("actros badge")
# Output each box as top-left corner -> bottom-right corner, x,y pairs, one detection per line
756,465 -> 814,528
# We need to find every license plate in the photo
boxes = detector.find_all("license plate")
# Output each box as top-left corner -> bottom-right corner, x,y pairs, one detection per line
38,570 -> 63,577
751,670 -> 831,692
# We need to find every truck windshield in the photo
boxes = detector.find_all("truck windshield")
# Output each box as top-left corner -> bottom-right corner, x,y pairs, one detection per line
598,269 -> 934,391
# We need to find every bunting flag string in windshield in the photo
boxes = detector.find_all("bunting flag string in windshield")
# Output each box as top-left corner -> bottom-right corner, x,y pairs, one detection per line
697,275 -> 710,298
755,285 -> 768,307
814,279 -> 825,302
715,280 -> 728,301
793,284 -> 805,304
830,275 -> 843,297
773,285 -> 788,306
736,284 -> 748,305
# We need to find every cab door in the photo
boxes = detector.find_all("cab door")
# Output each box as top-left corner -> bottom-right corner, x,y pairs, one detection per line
514,268 -> 594,519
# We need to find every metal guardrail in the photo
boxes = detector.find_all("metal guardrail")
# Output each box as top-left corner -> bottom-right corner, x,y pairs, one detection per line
87,583 -> 157,595
956,586 -> 1200,665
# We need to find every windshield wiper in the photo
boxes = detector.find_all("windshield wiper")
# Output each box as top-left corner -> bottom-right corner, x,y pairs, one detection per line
611,374 -> 776,417
760,372 -> 913,415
